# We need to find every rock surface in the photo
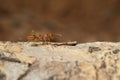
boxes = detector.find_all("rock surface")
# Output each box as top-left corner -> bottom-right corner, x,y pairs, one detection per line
0,41 -> 120,80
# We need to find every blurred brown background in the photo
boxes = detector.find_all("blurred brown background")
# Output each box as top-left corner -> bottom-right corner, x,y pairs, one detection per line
0,0 -> 120,42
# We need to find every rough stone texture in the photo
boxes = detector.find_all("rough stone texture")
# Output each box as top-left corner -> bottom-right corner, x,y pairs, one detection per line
0,41 -> 120,80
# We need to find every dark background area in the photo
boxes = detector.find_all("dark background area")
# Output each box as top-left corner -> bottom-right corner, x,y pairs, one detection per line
0,0 -> 120,42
